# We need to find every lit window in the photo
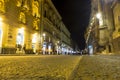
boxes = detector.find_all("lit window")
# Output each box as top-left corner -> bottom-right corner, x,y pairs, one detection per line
32,33 -> 37,43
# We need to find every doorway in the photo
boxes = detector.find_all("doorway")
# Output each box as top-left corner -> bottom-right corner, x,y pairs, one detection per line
16,29 -> 24,53
0,28 -> 2,53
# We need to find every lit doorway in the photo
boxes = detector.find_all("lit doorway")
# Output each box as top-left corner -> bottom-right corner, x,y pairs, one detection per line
16,28 -> 24,53
0,28 -> 2,53
32,33 -> 38,53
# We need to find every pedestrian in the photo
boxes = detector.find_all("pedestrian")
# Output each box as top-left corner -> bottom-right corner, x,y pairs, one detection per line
23,44 -> 26,54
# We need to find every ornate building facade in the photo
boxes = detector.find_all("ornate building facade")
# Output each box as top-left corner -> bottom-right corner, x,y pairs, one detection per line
85,0 -> 115,54
112,0 -> 120,53
0,0 -> 72,54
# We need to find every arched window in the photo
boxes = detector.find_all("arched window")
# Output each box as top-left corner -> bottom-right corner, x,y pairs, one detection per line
0,0 -> 5,13
19,12 -> 26,23
32,0 -> 40,17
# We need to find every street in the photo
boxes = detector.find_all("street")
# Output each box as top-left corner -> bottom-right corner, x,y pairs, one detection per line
0,55 -> 120,80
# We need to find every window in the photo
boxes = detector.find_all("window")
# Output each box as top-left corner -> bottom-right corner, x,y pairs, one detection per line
118,16 -> 120,21
44,10 -> 47,17
118,28 -> 120,32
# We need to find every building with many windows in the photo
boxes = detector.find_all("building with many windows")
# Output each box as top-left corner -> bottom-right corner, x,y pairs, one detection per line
85,0 -> 115,54
0,0 -> 72,54
112,0 -> 120,53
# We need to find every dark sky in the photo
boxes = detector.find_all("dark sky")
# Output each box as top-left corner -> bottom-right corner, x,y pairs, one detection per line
52,0 -> 91,50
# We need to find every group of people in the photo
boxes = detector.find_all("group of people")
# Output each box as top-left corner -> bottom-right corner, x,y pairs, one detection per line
16,44 -> 26,54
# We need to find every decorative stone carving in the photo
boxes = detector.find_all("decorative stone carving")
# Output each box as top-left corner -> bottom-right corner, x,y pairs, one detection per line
0,0 -> 5,13
32,0 -> 40,17
33,18 -> 39,30
19,12 -> 26,23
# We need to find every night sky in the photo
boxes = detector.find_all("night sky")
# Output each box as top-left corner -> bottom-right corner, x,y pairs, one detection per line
52,0 -> 91,50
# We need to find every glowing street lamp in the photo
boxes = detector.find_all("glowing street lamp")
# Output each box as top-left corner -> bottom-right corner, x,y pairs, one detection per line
43,33 -> 46,37
96,13 -> 101,19
96,13 -> 103,26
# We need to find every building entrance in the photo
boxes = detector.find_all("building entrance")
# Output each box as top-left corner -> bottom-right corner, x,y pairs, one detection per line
0,28 -> 2,53
32,33 -> 38,53
16,29 -> 24,53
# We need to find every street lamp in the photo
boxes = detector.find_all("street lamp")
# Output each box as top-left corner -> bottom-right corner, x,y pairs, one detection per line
96,13 -> 101,19
96,13 -> 103,26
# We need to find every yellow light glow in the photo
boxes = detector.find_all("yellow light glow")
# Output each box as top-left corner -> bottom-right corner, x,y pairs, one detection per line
0,28 -> 3,48
0,17 -> 3,27
0,17 -> 3,21
43,33 -> 46,37
32,33 -> 37,43
18,28 -> 24,33
0,22 -> 2,26
96,13 -> 101,19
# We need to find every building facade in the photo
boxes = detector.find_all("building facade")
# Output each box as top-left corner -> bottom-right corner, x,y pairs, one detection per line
0,0 -> 72,54
60,22 -> 72,54
112,0 -> 120,53
86,0 -> 114,54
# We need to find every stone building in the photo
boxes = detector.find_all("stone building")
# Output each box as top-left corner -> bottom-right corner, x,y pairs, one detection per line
60,22 -> 72,54
112,0 -> 120,53
0,0 -> 72,54
86,0 -> 114,54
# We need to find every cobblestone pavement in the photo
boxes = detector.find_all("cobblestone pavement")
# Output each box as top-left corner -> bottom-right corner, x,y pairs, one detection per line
73,55 -> 120,80
0,55 -> 120,80
0,55 -> 81,80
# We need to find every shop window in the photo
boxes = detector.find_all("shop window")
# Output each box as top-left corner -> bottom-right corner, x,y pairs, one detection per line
32,0 -> 40,17
19,12 -> 26,23
0,0 -> 5,13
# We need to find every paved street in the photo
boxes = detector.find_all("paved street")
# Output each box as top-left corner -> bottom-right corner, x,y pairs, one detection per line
0,55 -> 120,80
73,55 -> 120,80
0,55 -> 81,80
